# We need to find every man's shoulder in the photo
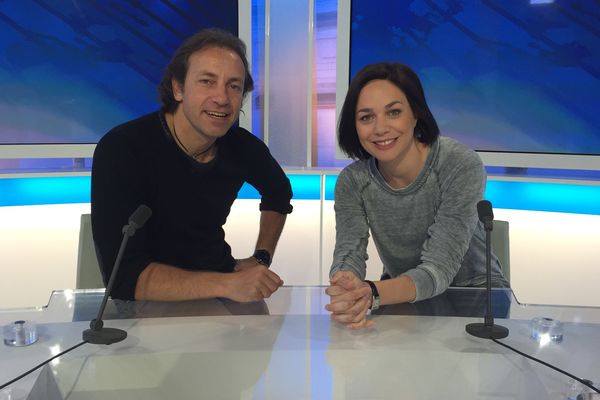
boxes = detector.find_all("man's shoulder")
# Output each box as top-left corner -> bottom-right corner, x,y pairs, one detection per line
220,126 -> 272,163
222,125 -> 265,147
98,112 -> 161,147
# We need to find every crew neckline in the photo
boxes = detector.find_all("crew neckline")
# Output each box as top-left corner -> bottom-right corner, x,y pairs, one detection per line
368,138 -> 439,194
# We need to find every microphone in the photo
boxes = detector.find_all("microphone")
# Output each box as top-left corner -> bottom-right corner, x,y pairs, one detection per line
83,205 -> 152,345
477,199 -> 494,230
466,200 -> 509,339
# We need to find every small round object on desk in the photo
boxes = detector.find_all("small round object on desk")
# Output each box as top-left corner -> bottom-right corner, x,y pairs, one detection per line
529,317 -> 563,344
3,320 -> 38,347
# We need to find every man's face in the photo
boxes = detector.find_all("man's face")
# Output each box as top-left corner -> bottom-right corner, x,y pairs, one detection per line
172,46 -> 245,142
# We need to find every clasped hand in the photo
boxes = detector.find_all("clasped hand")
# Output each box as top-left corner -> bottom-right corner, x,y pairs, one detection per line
325,270 -> 375,329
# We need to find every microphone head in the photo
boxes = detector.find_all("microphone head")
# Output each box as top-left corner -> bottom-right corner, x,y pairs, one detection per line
477,200 -> 494,222
129,204 -> 152,229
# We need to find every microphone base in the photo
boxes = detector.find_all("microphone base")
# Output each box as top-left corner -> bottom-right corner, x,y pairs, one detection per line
466,323 -> 509,339
83,327 -> 127,345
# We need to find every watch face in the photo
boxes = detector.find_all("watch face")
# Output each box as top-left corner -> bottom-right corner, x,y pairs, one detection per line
253,249 -> 271,266
371,296 -> 380,311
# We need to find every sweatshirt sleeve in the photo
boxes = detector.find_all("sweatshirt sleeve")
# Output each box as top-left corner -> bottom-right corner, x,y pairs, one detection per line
403,155 -> 486,301
329,166 -> 370,280
91,131 -> 153,300
242,133 -> 293,214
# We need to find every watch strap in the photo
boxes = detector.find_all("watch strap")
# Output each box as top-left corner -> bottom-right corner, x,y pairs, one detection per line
364,280 -> 380,311
252,249 -> 272,267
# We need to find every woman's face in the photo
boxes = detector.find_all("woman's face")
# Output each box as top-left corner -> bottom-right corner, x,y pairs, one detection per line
355,79 -> 418,164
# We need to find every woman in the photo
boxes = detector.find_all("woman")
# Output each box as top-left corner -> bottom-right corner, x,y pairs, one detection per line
326,63 -> 508,329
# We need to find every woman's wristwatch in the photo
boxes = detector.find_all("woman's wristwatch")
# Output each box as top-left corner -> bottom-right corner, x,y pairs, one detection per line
364,280 -> 380,311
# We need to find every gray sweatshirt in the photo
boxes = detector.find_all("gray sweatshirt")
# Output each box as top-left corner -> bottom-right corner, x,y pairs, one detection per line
330,137 -> 509,301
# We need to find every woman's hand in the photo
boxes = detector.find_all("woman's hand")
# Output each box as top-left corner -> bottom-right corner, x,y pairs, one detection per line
325,271 -> 375,329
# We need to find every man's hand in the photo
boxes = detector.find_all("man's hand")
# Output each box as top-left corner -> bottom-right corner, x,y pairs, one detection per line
325,270 -> 374,329
234,256 -> 261,272
225,265 -> 283,302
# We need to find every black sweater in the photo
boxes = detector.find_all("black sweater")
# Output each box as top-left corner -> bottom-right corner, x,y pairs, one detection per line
91,112 -> 292,300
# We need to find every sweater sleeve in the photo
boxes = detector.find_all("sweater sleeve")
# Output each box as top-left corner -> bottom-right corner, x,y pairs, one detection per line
91,130 -> 153,300
329,167 -> 370,280
242,133 -> 293,214
403,156 -> 486,301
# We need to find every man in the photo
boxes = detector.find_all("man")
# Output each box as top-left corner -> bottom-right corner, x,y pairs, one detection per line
91,28 -> 293,302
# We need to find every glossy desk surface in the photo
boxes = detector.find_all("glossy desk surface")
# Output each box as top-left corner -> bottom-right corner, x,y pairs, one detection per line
1,287 -> 599,399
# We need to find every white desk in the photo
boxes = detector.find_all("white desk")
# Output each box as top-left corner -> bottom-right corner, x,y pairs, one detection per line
1,287 -> 599,399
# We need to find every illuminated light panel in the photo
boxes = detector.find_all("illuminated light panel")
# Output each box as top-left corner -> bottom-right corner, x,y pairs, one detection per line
0,174 -> 323,206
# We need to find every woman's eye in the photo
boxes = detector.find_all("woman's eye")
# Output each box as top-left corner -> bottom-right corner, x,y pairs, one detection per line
388,109 -> 401,117
358,114 -> 373,122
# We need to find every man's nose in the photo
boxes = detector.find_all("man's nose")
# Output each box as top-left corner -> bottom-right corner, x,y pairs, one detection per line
211,83 -> 230,105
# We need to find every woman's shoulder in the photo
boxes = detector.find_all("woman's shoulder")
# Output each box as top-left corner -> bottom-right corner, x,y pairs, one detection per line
339,159 -> 371,181
436,136 -> 483,169
433,137 -> 486,189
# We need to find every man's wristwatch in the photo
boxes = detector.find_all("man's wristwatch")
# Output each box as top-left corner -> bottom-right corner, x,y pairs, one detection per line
364,280 -> 380,311
252,249 -> 272,267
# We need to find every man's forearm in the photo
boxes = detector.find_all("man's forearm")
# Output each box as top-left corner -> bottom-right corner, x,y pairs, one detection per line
254,210 -> 287,255
135,262 -> 230,301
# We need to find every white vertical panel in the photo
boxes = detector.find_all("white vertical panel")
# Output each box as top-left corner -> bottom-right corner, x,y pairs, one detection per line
238,0 -> 253,131
266,0 -> 310,167
334,0 -> 351,160
306,0 -> 315,167
263,0 -> 271,145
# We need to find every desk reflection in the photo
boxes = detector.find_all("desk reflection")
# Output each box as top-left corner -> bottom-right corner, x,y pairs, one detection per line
2,287 -> 599,399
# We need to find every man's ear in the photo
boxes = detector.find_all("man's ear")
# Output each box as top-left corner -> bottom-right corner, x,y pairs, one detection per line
172,78 -> 184,101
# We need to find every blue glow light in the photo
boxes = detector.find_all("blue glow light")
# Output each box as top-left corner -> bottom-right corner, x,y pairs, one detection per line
0,174 -> 323,206
485,181 -> 600,215
237,175 -> 321,200
0,177 -> 90,206
2,175 -> 599,214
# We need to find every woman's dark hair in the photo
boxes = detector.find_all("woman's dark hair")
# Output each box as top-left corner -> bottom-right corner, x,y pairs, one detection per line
158,28 -> 254,112
338,62 -> 439,160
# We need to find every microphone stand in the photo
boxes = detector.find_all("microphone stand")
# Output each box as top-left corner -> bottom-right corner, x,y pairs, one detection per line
466,206 -> 509,339
83,205 -> 151,345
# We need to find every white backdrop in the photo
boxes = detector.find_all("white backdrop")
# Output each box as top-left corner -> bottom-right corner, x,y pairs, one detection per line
1,200 -> 599,309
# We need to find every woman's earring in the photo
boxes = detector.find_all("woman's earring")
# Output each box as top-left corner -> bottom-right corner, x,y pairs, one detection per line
415,125 -> 423,140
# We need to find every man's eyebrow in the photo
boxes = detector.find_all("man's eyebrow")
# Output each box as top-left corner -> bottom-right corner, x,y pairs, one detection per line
194,71 -> 218,78
193,71 -> 243,83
